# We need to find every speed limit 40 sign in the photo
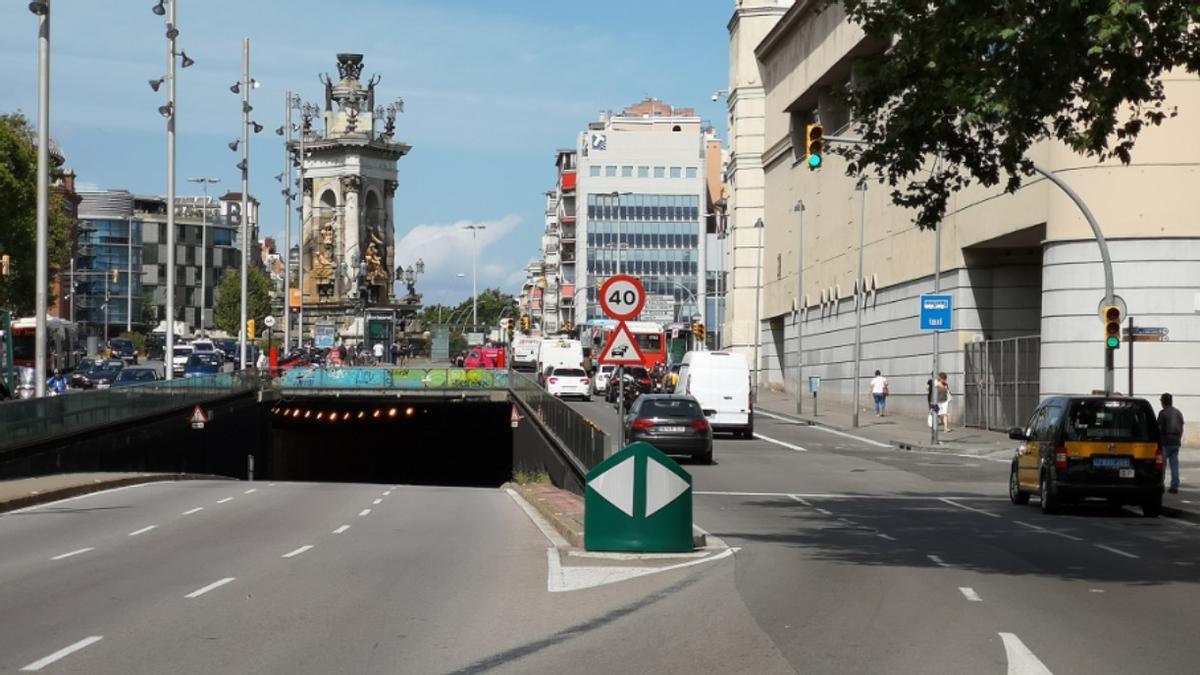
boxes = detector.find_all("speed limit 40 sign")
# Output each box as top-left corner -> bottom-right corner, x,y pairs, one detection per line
599,274 -> 645,321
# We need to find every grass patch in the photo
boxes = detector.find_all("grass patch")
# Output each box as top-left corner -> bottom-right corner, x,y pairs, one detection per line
513,469 -> 551,485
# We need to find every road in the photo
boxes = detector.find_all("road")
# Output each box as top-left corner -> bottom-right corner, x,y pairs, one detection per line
567,394 -> 1200,674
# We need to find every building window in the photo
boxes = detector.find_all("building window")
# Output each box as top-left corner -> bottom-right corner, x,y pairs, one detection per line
654,166 -> 665,178
590,166 -> 601,177
605,165 -> 617,177
638,166 -> 650,178
685,167 -> 698,179
621,165 -> 633,177
670,167 -> 682,178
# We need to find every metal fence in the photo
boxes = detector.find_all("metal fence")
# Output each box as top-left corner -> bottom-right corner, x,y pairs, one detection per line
0,373 -> 260,453
508,371 -> 608,471
963,335 -> 1041,431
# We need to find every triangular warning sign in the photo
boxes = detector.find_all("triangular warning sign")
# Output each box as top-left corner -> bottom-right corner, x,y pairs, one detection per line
597,322 -> 645,365
189,405 -> 208,424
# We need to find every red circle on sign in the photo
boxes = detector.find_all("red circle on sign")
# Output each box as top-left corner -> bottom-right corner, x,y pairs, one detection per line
598,274 -> 646,321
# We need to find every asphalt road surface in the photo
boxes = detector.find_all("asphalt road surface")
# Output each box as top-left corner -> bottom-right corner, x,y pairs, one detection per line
566,394 -> 1200,674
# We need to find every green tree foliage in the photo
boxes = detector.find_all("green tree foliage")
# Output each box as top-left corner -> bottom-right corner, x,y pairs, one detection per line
0,113 -> 71,312
836,1 -> 1197,229
418,288 -> 516,328
213,267 -> 273,337
140,291 -> 158,328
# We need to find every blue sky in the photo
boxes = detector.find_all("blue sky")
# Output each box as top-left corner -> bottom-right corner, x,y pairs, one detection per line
0,1 -> 731,305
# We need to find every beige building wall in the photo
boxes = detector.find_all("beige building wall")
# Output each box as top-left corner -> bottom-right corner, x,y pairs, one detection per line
754,2 -> 1200,442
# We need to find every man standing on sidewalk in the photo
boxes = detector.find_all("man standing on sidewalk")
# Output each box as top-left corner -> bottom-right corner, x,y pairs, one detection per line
1158,392 -> 1185,494
870,370 -> 889,417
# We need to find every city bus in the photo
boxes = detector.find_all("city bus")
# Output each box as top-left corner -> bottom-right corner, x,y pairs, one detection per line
583,320 -> 668,370
10,316 -> 82,373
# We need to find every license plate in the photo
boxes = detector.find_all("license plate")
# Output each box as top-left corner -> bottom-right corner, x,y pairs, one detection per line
1092,457 -> 1130,468
1119,468 -> 1135,479
656,426 -> 686,433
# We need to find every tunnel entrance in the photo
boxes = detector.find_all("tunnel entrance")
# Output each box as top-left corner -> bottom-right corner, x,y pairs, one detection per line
265,398 -> 513,487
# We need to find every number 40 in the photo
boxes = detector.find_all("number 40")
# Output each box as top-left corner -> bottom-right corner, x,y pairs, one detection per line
608,289 -> 637,305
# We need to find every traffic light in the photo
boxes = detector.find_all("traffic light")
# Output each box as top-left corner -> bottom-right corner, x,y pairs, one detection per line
520,314 -> 530,333
0,254 -> 10,276
247,319 -> 256,341
1102,305 -> 1121,349
692,322 -> 705,341
805,123 -> 824,170
112,269 -> 120,284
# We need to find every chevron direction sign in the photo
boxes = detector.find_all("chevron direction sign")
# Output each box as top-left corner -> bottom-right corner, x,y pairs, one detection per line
584,441 -> 694,552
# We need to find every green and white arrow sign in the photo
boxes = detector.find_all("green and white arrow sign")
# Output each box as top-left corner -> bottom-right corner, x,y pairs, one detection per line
584,441 -> 693,552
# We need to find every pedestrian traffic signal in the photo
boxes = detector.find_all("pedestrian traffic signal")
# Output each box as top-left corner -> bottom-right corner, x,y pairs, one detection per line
247,319 -> 256,341
0,254 -> 10,276
1102,305 -> 1121,349
520,314 -> 530,333
805,123 -> 824,170
692,322 -> 705,341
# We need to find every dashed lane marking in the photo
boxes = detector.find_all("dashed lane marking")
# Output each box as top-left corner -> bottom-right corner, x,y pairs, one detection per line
927,554 -> 951,568
332,525 -> 350,534
696,490 -> 1008,501
999,632 -> 1054,674
939,497 -> 1002,519
877,533 -> 897,541
182,507 -> 203,516
185,577 -> 236,599
358,509 -> 371,517
19,636 -> 103,671
243,488 -> 257,494
815,508 -> 833,516
128,525 -> 157,537
372,498 -> 382,505
281,545 -> 314,559
755,410 -> 891,447
50,548 -> 93,561
788,495 -> 812,506
753,432 -> 809,452
216,497 -> 233,504
959,587 -> 982,602
1094,543 -> 1139,560
1013,520 -> 1083,542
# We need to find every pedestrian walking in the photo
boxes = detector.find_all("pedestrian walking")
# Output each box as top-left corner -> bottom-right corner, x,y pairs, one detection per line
390,341 -> 400,365
936,372 -> 952,433
870,370 -> 889,416
1158,392 -> 1185,494
372,341 -> 385,365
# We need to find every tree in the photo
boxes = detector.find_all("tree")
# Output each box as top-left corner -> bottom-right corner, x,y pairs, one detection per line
213,268 -> 273,337
834,1 -> 1198,229
0,113 -> 71,313
418,289 -> 517,328
140,291 -> 158,328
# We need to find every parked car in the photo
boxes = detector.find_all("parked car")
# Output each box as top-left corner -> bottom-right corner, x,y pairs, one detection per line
112,366 -> 161,388
184,352 -> 224,378
109,338 -> 138,364
81,360 -> 124,389
546,367 -> 591,401
592,364 -> 616,395
170,345 -> 195,377
1008,396 -> 1164,517
70,357 -> 96,389
624,394 -> 713,465
675,351 -> 753,438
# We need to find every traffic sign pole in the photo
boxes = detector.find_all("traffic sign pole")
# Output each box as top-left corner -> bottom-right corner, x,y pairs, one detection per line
598,275 -> 647,452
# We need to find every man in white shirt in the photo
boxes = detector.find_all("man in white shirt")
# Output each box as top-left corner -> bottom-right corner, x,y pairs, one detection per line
372,341 -> 384,364
870,370 -> 889,416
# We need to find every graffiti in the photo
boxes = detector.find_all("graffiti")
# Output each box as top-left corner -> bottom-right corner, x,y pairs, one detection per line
281,367 -> 509,390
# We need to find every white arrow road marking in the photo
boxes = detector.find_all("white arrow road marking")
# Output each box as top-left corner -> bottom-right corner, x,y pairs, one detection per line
20,636 -> 103,671
999,632 -> 1054,674
185,577 -> 236,599
644,458 -> 689,517
546,546 -> 738,592
588,456 -> 635,516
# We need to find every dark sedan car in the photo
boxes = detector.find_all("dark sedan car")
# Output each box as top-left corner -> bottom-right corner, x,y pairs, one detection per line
184,352 -> 224,378
624,394 -> 713,464
80,360 -> 125,389
70,357 -> 96,389
112,366 -> 161,388
214,339 -> 239,363
110,338 -> 138,364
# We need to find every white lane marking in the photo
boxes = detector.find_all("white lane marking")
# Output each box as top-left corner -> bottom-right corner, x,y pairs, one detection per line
332,525 -> 350,534
372,498 -> 382,505
752,432 -> 808,452
185,577 -> 236,598
358,508 -> 371,517
756,410 -> 891,447
939,497 -> 1002,519
50,547 -> 94,561
505,488 -> 570,548
877,533 -> 897,541
182,507 -> 203,515
547,546 -> 738,592
999,632 -> 1054,675
128,525 -> 157,537
959,587 -> 983,602
1090,588 -> 1106,593
695,490 -> 1008,501
216,497 -> 233,504
268,483 -> 277,487
19,636 -> 103,671
2,482 -> 155,517
1013,520 -> 1084,542
788,495 -> 812,506
1094,544 -> 1139,560
383,491 -> 392,496
815,508 -> 833,516
927,554 -> 950,568
281,545 -> 314,559
243,488 -> 257,494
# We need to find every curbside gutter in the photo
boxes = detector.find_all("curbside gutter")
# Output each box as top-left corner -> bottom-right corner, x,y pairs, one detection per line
0,473 -> 234,514
506,481 -> 584,548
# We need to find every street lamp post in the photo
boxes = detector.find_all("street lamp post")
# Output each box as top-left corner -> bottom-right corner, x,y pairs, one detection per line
126,215 -> 134,332
230,38 -> 260,369
187,177 -> 220,336
752,218 -> 764,396
852,179 -> 867,428
30,0 -> 50,396
793,199 -> 805,414
464,225 -> 485,326
279,92 -> 296,351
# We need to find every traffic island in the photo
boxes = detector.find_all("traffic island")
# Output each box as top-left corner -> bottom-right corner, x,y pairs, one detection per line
0,472 -> 232,514
506,481 -> 585,548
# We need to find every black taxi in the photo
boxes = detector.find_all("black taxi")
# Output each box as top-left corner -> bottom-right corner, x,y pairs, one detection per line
1008,396 -> 1164,516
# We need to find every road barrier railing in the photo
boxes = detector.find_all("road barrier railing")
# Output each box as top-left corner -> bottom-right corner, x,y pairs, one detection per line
508,371 -> 608,472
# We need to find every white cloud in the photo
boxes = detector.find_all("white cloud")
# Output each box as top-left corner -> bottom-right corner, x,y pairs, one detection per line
394,214 -> 525,303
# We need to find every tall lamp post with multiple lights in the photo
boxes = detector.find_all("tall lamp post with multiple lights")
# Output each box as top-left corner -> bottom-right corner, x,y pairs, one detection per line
229,41 -> 261,369
28,0 -> 50,396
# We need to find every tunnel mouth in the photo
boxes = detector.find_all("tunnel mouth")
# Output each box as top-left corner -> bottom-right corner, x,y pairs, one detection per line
265,397 -> 513,487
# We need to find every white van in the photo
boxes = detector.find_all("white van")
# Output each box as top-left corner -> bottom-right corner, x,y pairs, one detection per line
511,336 -> 542,372
537,338 -> 584,385
676,351 -> 753,438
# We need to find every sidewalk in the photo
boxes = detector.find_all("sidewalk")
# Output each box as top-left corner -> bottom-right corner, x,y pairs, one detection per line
0,472 -> 226,513
754,389 -> 1200,521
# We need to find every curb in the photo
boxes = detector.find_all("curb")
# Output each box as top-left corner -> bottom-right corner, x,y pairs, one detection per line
506,481 -> 584,549
0,473 -> 233,514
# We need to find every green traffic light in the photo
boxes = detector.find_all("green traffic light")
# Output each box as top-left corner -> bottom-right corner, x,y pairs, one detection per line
808,154 -> 822,169
1106,336 -> 1120,349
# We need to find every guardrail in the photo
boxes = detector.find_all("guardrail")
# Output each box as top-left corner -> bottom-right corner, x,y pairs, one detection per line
508,371 -> 607,471
0,373 -> 260,453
